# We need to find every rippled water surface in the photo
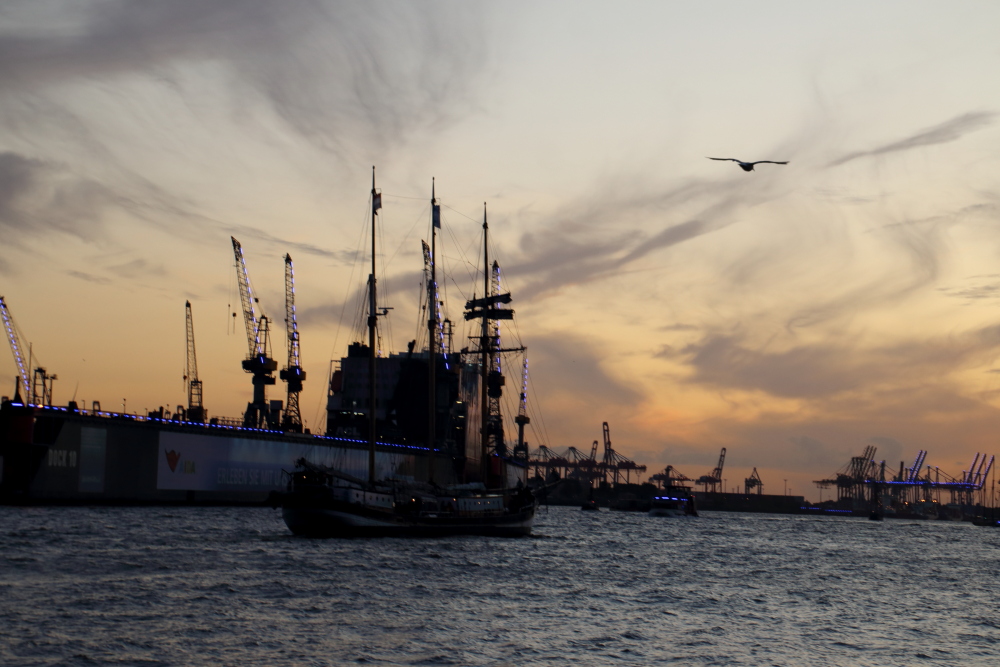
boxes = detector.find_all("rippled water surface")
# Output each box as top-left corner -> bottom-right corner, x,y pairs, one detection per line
2,506 -> 999,666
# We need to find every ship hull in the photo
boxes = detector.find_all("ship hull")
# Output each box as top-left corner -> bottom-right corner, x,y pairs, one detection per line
280,503 -> 535,538
273,465 -> 537,538
648,507 -> 694,517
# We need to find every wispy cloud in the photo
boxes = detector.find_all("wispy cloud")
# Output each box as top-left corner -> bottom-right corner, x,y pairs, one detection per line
680,323 -> 1000,400
0,1 -> 489,156
107,258 -> 167,279
67,269 -> 110,284
0,150 -> 115,243
508,175 -> 788,300
828,111 -> 997,167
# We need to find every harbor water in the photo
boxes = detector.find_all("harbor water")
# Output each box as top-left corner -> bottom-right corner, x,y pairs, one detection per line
2,505 -> 999,666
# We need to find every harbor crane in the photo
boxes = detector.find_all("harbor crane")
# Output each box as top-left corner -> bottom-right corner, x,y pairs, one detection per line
183,301 -> 205,423
1,295 -> 56,405
651,465 -> 691,489
744,467 -> 763,495
528,428 -> 648,488
697,448 -> 726,493
231,237 -> 278,429
600,422 -> 647,485
279,253 -> 305,432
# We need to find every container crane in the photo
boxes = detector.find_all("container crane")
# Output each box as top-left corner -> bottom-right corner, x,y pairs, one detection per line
600,422 -> 647,485
744,467 -> 763,495
696,448 -> 726,493
651,465 -> 691,489
529,445 -> 559,481
279,253 -> 305,432
1,295 -> 55,405
183,301 -> 205,423
231,236 -> 278,429
576,439 -> 601,487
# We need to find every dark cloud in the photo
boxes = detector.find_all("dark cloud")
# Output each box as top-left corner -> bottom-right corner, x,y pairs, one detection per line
681,323 -> 1000,400
67,269 -> 110,284
0,1 -> 488,156
296,267 -> 425,333
785,202 -> 1000,332
228,224 -> 340,261
0,148 -> 345,266
939,266 -> 1000,303
653,344 -> 676,359
0,150 -> 114,242
508,176 -> 784,300
867,436 -> 903,467
941,282 -> 1000,302
828,111 -> 997,167
527,332 -> 642,409
107,258 -> 167,279
683,333 -> 863,398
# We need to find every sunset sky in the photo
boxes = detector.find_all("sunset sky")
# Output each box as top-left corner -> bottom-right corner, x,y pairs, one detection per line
3,1 -> 1000,500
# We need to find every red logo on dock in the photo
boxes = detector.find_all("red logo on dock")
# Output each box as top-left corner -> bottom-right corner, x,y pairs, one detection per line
165,450 -> 181,472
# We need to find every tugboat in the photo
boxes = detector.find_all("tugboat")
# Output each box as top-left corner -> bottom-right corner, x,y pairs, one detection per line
273,172 -> 538,537
648,466 -> 698,517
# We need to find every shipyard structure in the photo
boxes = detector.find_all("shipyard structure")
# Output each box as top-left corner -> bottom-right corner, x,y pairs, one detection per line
0,225 -> 529,504
529,434 -> 804,513
812,445 -> 994,519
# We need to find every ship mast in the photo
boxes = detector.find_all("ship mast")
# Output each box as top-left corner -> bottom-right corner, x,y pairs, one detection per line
462,208 -> 524,486
368,167 -> 381,487
480,204 -> 490,483
427,179 -> 440,481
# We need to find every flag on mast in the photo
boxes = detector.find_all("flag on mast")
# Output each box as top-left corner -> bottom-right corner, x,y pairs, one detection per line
373,192 -> 382,214
432,203 -> 441,228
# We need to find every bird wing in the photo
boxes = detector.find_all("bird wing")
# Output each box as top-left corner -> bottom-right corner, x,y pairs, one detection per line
706,157 -> 740,162
749,161 -> 788,165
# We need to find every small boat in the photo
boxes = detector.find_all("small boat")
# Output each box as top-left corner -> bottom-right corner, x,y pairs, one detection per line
649,492 -> 697,517
648,465 -> 698,517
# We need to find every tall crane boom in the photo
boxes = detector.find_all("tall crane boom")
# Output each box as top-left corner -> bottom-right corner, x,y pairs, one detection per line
696,447 -> 727,493
230,236 -> 277,429
713,448 -> 727,482
0,295 -> 55,405
184,301 -> 205,423
279,253 -> 305,432
0,296 -> 31,402
232,237 -> 267,359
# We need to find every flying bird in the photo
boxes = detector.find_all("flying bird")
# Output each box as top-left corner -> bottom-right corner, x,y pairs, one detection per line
707,157 -> 788,172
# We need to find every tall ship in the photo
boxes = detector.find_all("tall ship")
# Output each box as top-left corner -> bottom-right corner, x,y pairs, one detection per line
0,173 -> 536,515
276,173 -> 537,536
